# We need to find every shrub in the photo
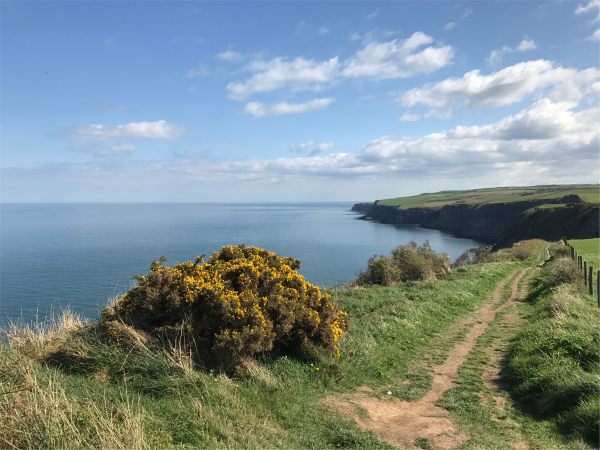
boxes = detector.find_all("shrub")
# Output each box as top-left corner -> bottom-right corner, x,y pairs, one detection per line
550,257 -> 580,285
549,242 -> 570,258
355,255 -> 400,286
511,239 -> 544,261
452,245 -> 493,267
356,241 -> 450,286
103,245 -> 348,366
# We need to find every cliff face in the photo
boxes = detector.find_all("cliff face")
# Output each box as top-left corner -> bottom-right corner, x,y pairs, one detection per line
496,204 -> 599,247
352,198 -> 599,246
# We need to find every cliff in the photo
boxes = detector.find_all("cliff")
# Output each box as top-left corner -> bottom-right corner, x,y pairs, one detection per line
352,196 -> 599,246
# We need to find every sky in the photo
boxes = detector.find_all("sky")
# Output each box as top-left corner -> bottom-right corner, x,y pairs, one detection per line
1,0 -> 599,202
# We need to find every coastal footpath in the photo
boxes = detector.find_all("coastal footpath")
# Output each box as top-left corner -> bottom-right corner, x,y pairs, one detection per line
352,185 -> 599,245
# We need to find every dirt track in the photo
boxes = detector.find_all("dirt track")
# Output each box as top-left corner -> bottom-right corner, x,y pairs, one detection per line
325,267 -> 531,450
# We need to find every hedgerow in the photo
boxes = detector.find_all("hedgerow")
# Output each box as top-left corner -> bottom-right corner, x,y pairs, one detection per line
102,245 -> 348,366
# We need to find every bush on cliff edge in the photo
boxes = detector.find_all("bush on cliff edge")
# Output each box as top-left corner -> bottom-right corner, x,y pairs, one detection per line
102,245 -> 348,366
356,241 -> 450,286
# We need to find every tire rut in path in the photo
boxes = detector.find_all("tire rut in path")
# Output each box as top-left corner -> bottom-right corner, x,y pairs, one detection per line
324,267 -> 531,450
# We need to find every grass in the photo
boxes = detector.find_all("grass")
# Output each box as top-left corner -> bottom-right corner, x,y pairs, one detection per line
504,269 -> 600,446
1,259 -> 517,449
439,251 -> 599,449
569,238 -> 600,272
376,185 -> 600,209
1,240 -> 596,449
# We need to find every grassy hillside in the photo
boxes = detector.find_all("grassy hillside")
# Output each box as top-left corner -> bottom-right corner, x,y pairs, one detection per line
376,185 -> 599,209
1,262 -> 515,448
1,241 -> 597,449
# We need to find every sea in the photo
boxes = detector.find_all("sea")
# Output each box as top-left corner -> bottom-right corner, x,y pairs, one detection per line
0,203 -> 481,324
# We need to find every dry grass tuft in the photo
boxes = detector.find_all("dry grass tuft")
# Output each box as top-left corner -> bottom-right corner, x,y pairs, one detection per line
0,351 -> 150,449
6,309 -> 86,361
549,284 -> 583,320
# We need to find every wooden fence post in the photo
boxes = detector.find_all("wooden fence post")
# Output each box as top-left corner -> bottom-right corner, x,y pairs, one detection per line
597,270 -> 600,307
571,245 -> 574,259
588,266 -> 593,295
584,261 -> 587,286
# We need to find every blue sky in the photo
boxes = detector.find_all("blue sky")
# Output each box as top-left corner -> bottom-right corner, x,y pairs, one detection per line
1,0 -> 599,202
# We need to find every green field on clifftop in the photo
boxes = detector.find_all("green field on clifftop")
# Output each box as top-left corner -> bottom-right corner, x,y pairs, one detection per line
377,185 -> 600,209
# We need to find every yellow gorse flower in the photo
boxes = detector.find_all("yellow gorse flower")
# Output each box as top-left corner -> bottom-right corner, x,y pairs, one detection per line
107,245 -> 348,364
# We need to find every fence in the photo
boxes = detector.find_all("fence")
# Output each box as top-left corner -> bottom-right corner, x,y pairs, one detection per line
565,241 -> 599,306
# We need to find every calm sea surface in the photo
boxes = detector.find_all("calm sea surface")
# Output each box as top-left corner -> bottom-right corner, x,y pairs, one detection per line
0,203 -> 480,323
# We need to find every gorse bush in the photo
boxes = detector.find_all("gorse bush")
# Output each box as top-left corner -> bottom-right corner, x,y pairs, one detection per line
356,241 -> 450,286
103,245 -> 348,366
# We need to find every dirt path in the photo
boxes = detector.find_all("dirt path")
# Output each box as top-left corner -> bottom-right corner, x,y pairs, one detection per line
325,267 -> 532,450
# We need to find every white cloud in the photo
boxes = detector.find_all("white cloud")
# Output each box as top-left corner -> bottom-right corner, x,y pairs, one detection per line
72,120 -> 183,140
444,22 -> 456,31
244,98 -> 334,117
593,28 -> 600,41
227,57 -> 340,100
486,38 -> 536,65
318,26 -> 330,35
291,140 -> 334,155
399,110 -> 450,122
366,10 -> 378,20
342,32 -> 454,79
19,97 -> 597,200
399,60 -> 600,111
448,99 -> 585,140
170,98 -> 598,181
517,38 -> 537,51
96,143 -> 137,156
216,49 -> 244,63
226,32 -> 453,102
575,0 -> 600,15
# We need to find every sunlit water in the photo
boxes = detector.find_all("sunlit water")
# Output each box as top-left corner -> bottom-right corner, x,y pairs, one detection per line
0,203 -> 480,323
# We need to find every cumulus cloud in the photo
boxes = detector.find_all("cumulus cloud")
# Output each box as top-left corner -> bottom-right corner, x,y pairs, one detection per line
486,38 -> 536,65
575,0 -> 600,15
216,49 -> 244,63
136,99 -> 598,182
291,140 -> 333,156
71,120 -> 183,140
448,99 -> 587,140
399,60 -> 600,111
227,57 -> 340,100
399,110 -> 451,122
244,98 -> 334,117
226,32 -> 453,101
342,32 -> 453,79
15,97 -> 597,201
222,98 -> 596,181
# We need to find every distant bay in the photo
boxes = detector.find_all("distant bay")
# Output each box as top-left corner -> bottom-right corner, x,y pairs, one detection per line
0,203 -> 481,323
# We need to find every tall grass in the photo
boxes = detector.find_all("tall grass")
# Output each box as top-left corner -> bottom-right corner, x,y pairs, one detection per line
505,263 -> 600,445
